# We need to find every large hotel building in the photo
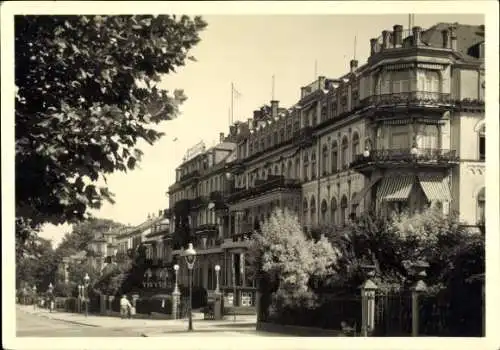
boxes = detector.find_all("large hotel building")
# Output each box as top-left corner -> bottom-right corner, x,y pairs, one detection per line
165,22 -> 485,307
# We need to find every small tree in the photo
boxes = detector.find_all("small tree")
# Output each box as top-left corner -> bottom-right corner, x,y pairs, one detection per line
248,208 -> 338,319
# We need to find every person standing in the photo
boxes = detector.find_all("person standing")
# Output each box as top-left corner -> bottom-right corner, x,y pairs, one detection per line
120,295 -> 132,319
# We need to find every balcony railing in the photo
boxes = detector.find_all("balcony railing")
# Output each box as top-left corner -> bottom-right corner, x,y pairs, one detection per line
232,230 -> 255,242
191,195 -> 209,209
195,223 -> 218,234
228,176 -> 301,202
362,92 -> 451,107
293,126 -> 314,148
148,223 -> 170,236
350,148 -> 458,168
179,170 -> 200,183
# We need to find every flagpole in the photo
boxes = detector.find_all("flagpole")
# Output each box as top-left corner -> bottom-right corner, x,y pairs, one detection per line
272,75 -> 275,100
231,82 -> 234,125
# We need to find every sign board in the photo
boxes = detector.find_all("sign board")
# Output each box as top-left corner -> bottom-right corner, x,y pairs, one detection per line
185,141 -> 206,162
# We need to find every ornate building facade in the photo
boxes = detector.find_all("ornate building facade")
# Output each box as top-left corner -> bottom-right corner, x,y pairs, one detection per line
166,22 -> 485,307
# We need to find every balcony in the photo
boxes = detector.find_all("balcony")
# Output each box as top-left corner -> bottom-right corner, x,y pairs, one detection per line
195,223 -> 218,234
179,170 -> 200,184
362,92 -> 452,109
191,195 -> 209,209
227,176 -> 302,203
293,126 -> 314,148
350,148 -> 459,175
232,230 -> 255,242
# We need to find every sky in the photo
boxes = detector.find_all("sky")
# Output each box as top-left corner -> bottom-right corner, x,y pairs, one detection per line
39,13 -> 485,248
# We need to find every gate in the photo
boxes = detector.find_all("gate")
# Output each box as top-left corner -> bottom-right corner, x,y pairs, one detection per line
373,290 -> 412,336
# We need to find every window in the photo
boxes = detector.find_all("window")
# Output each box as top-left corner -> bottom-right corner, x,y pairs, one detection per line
311,151 -> 317,180
390,125 -> 410,149
330,197 -> 338,225
391,70 -> 411,93
273,131 -> 278,146
279,129 -> 285,143
477,187 -> 485,224
322,145 -> 329,176
416,124 -> 439,150
417,70 -> 440,92
303,152 -> 309,181
351,133 -> 360,163
341,137 -> 349,169
320,199 -> 328,223
274,165 -> 279,175
331,141 -> 338,173
340,195 -> 348,225
287,123 -> 292,139
286,160 -> 293,179
479,125 -> 485,161
310,196 -> 316,226
303,198 -> 309,224
351,192 -> 359,218
295,158 -> 300,179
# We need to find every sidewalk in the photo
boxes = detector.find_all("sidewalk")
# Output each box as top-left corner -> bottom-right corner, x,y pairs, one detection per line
17,304 -> 257,333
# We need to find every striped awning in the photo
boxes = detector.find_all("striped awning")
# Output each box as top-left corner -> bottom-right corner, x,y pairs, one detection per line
377,175 -> 415,201
418,175 -> 451,201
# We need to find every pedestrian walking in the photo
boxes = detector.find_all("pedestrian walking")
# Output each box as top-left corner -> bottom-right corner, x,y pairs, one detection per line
120,295 -> 132,319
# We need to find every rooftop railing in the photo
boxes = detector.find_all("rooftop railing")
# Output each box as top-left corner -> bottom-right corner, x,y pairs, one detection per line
350,148 -> 458,168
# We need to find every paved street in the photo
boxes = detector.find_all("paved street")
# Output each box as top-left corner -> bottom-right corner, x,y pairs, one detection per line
16,308 -> 146,337
16,305 -> 278,337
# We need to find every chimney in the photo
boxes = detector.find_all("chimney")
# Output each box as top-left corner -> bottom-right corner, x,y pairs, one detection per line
370,38 -> 378,55
349,59 -> 358,73
412,26 -> 422,46
229,125 -> 237,136
441,29 -> 450,49
382,30 -> 391,49
393,24 -> 403,47
450,26 -> 457,51
271,100 -> 279,118
247,118 -> 253,130
253,110 -> 261,121
219,132 -> 225,142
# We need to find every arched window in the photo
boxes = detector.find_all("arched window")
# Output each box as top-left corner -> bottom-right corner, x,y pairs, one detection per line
331,141 -> 338,173
303,198 -> 309,224
267,167 -> 272,178
295,157 -> 300,179
322,145 -> 329,176
310,196 -> 316,226
479,125 -> 485,161
331,197 -> 338,225
351,192 -> 359,218
287,160 -> 293,179
341,137 -> 349,170
320,199 -> 328,223
351,133 -> 360,163
303,152 -> 309,181
477,187 -> 485,224
274,164 -> 279,175
311,151 -> 317,180
281,163 -> 285,176
340,195 -> 348,225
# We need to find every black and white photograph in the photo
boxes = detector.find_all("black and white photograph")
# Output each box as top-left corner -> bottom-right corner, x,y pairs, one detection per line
2,1 -> 499,350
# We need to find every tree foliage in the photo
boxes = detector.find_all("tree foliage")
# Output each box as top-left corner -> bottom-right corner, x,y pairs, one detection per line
248,208 -> 338,310
15,15 -> 207,234
16,236 -> 58,291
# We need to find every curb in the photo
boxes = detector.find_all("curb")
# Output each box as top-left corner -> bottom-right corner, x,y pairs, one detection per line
38,313 -> 101,328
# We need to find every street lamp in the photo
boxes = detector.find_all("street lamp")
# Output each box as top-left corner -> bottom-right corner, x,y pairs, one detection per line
33,285 -> 37,310
83,273 -> 90,317
48,283 -> 54,313
214,265 -> 221,294
173,264 -> 180,294
183,243 -> 197,332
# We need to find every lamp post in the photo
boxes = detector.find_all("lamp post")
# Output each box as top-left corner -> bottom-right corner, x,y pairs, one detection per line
171,264 -> 180,319
48,283 -> 54,312
183,243 -> 197,331
33,285 -> 37,310
83,273 -> 90,317
214,265 -> 221,294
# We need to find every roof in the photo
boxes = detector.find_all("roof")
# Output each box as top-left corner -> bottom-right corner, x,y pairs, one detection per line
421,23 -> 484,60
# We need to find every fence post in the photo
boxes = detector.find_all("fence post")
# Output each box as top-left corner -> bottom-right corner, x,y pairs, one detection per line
411,280 -> 427,337
361,279 -> 378,336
